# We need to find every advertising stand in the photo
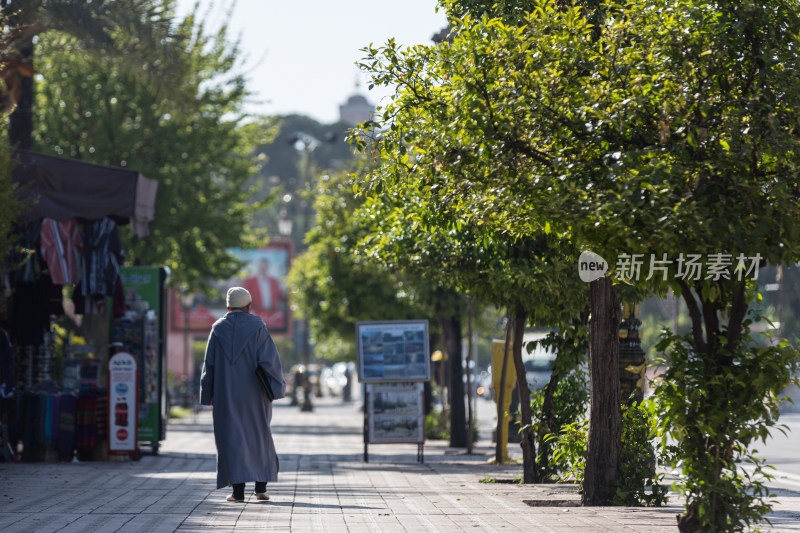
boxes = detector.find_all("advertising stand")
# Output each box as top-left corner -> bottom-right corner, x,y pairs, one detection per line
355,320 -> 430,463
113,266 -> 169,454
108,352 -> 139,458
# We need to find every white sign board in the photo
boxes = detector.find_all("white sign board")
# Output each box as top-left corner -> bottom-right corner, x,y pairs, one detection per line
367,381 -> 424,444
108,352 -> 138,454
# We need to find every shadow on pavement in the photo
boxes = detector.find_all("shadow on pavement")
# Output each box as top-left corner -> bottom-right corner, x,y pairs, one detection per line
267,501 -> 381,510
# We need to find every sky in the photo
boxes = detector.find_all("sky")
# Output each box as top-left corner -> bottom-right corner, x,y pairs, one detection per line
175,0 -> 448,124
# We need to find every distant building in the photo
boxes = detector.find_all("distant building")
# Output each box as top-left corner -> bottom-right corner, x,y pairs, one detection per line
339,93 -> 374,126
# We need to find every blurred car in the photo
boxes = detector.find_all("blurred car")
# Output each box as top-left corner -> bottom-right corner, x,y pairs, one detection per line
476,369 -> 493,399
523,335 -> 557,391
320,362 -> 355,397
524,357 -> 555,391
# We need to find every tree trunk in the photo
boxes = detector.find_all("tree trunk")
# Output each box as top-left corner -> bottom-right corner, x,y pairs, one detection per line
9,33 -> 33,150
511,303 -> 538,483
436,287 -> 466,448
535,368 -> 561,478
583,276 -> 622,505
465,294 -> 474,455
495,313 -> 513,464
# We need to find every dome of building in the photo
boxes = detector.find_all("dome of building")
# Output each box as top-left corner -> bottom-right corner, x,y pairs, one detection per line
339,93 -> 375,126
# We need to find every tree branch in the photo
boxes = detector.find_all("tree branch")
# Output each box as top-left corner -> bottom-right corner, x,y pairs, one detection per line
725,279 -> 748,355
677,278 -> 707,352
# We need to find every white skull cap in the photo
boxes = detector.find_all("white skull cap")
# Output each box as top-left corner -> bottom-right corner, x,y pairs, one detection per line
226,287 -> 252,308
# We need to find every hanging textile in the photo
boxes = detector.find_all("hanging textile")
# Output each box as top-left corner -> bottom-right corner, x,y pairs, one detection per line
40,218 -> 83,285
0,328 -> 12,399
81,218 -> 123,298
58,393 -> 77,460
11,283 -> 49,346
75,389 -> 98,458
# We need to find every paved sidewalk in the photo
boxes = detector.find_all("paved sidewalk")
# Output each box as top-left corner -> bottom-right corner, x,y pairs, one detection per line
1,396 -> 799,532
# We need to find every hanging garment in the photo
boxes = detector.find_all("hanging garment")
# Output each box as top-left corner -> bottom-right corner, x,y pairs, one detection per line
40,218 -> 83,285
131,174 -> 158,238
0,328 -> 13,399
11,283 -> 49,346
75,390 -> 98,458
81,218 -> 123,297
11,221 -> 42,284
58,393 -> 77,460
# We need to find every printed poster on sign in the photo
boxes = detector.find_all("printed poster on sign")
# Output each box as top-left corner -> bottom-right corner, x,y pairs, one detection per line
367,382 -> 424,444
108,352 -> 138,454
356,320 -> 430,382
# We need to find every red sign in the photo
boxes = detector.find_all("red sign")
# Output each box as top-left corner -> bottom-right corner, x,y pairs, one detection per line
170,240 -> 294,336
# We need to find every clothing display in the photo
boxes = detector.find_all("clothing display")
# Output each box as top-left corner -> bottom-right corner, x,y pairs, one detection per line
40,218 -> 83,285
0,328 -> 12,399
81,217 -> 124,298
1,217 -> 125,462
3,150 -> 160,464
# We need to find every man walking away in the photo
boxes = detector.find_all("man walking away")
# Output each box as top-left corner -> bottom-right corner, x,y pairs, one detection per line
200,287 -> 286,502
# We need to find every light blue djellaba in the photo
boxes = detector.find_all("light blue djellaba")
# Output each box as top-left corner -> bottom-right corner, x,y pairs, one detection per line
199,310 -> 286,489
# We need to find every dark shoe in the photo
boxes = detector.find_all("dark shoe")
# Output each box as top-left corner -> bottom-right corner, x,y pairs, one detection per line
228,482 -> 245,502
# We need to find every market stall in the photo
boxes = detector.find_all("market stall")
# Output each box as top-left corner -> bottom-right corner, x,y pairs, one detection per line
0,150 -> 164,462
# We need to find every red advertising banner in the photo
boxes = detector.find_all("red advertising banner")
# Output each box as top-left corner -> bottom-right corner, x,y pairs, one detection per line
171,240 -> 293,336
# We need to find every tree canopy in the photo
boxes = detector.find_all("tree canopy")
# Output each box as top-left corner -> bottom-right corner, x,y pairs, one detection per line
288,166 -> 435,361
356,0 -> 800,524
32,5 -> 275,290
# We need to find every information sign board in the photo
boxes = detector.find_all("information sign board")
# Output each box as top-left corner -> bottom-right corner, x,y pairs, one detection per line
356,320 -> 430,382
366,381 -> 424,444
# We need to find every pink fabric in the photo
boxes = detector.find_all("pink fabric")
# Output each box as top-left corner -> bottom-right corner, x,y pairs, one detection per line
40,218 -> 83,285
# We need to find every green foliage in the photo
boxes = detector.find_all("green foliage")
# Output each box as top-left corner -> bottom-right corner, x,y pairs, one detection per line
287,167 -> 435,360
653,326 -> 800,532
425,410 -> 451,441
613,400 -> 670,507
546,399 -> 669,507
32,4 -> 275,290
0,129 -> 23,271
424,408 -> 479,442
531,371 -> 588,433
6,0 -> 181,67
547,419 -> 588,484
530,367 -> 589,480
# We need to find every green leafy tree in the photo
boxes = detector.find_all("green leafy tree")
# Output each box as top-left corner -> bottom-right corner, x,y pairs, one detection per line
358,0 -> 800,524
2,0 -> 184,150
0,123 -> 22,270
352,138 -> 590,471
288,166 -> 435,362
354,0 -> 592,478
32,5 -> 274,290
